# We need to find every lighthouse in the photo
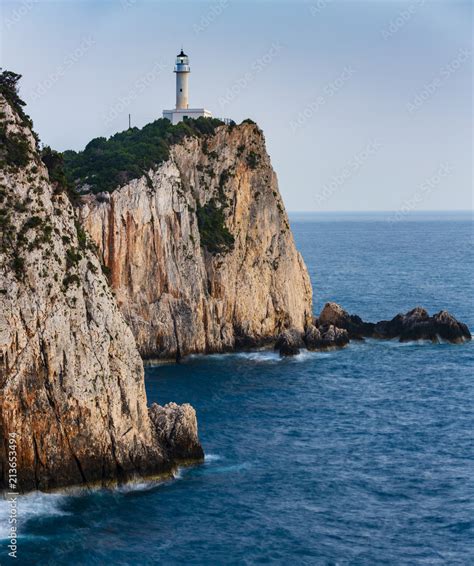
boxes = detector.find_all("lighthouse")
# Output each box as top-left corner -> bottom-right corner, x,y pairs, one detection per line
175,49 -> 190,110
163,49 -> 212,125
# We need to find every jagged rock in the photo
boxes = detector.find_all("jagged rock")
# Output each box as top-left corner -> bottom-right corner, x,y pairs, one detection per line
304,323 -> 349,350
319,325 -> 350,349
149,403 -> 204,462
319,302 -> 375,339
79,123 -> 312,360
275,329 -> 305,356
374,307 -> 471,343
303,324 -> 322,350
0,92 -> 202,492
319,303 -> 471,344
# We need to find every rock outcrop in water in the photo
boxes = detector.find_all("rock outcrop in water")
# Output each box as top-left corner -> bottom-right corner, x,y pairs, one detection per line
304,322 -> 350,350
79,122 -> 313,360
319,302 -> 375,340
318,303 -> 471,344
149,402 -> 203,462
275,329 -> 305,356
275,302 -> 470,356
0,86 -> 202,492
373,307 -> 471,343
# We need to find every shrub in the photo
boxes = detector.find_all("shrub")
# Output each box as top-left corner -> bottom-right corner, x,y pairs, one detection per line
196,199 -> 234,254
63,273 -> 81,288
101,263 -> 112,282
65,247 -> 82,269
75,221 -> 88,249
0,126 -> 30,168
0,69 -> 34,130
87,260 -> 98,274
246,151 -> 259,170
23,216 -> 42,230
11,256 -> 25,279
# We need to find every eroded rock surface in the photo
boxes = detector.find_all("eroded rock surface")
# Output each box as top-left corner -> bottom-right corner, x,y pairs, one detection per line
303,323 -> 350,351
149,402 -> 204,462
79,123 -> 313,360
0,94 -> 202,492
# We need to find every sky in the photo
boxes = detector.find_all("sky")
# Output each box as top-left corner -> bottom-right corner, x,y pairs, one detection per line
0,0 -> 472,212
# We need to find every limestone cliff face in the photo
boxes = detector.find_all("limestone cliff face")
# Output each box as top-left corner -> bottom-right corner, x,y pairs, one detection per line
0,95 -> 202,492
80,123 -> 313,359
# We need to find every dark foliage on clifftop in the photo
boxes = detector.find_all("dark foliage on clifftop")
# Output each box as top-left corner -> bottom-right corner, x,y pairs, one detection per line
63,116 -> 227,194
41,146 -> 82,206
0,69 -> 38,169
0,69 -> 33,131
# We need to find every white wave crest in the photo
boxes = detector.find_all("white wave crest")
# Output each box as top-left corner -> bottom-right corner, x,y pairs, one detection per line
204,453 -> 222,463
0,491 -> 69,540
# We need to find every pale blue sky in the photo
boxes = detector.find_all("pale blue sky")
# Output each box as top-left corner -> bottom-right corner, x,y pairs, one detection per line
1,0 -> 472,212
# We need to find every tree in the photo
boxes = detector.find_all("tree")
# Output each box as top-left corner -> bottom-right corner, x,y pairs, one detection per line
0,69 -> 31,128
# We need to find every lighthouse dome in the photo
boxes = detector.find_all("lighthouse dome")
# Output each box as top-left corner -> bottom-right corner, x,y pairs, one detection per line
175,50 -> 190,68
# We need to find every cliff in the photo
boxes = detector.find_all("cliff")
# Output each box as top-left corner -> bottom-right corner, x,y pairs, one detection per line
79,122 -> 313,359
0,85 -> 202,492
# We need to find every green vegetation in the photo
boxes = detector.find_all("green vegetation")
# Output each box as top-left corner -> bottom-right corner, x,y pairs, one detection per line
101,263 -> 112,283
41,146 -> 68,189
63,116 -> 225,194
0,69 -> 33,130
74,220 -> 88,250
65,247 -> 82,269
22,215 -> 42,231
196,199 -> 234,254
246,151 -> 260,170
195,165 -> 235,254
63,273 -> 81,288
11,256 -> 25,279
87,260 -> 98,274
0,70 -> 38,170
0,128 -> 30,168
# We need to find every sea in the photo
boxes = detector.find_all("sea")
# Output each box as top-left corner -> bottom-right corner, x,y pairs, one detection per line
1,211 -> 473,565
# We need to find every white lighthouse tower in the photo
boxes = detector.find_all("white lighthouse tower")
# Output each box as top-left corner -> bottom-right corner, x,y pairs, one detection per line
175,49 -> 190,110
163,49 -> 212,125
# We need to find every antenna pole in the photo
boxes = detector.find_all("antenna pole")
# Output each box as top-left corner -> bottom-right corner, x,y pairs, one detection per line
129,114 -> 131,129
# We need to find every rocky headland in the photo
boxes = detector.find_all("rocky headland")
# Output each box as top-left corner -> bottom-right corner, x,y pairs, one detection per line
0,69 -> 470,492
77,120 -> 313,360
0,75 -> 202,492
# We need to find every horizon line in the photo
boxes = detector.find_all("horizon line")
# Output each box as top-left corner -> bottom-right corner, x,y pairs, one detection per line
287,209 -> 473,214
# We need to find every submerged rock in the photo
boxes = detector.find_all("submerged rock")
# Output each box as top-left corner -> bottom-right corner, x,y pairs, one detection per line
275,329 -> 305,356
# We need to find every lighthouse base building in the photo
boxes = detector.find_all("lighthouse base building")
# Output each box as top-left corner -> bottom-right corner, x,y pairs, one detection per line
163,107 -> 212,125
163,49 -> 212,125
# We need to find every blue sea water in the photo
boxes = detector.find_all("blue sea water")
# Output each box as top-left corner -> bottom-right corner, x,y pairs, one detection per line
2,212 -> 473,565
